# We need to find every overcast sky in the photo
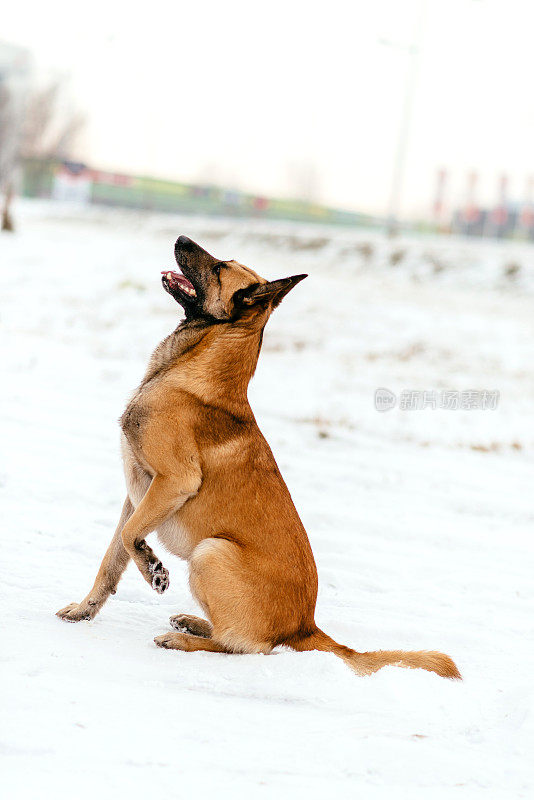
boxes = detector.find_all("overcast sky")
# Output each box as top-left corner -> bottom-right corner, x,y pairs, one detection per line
3,0 -> 534,216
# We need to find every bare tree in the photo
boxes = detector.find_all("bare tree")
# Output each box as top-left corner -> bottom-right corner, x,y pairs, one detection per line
0,43 -> 31,231
0,75 -> 84,232
1,182 -> 14,231
0,82 -> 21,230
20,82 -> 85,160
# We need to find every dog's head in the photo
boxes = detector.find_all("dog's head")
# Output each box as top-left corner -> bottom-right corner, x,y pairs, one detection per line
162,236 -> 306,324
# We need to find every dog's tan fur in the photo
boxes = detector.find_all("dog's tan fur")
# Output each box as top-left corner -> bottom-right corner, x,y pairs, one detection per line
57,237 -> 460,680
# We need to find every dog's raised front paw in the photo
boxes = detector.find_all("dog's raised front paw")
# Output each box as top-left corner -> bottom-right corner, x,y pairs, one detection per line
149,561 -> 169,594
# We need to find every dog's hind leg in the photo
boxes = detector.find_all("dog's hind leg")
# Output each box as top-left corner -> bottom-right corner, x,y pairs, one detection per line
169,614 -> 213,638
57,496 -> 133,622
155,538 -> 272,655
154,631 -> 229,651
183,537 -> 274,655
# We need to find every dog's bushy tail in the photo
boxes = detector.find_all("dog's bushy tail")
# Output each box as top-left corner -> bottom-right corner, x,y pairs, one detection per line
289,628 -> 461,679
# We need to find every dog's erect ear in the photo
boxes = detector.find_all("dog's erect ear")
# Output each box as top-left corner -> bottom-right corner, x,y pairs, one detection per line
238,274 -> 307,309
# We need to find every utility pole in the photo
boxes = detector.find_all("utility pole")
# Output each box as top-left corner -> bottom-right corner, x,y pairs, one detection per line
385,0 -> 428,236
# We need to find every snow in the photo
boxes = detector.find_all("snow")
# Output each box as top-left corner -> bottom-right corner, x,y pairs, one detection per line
1,200 -> 533,799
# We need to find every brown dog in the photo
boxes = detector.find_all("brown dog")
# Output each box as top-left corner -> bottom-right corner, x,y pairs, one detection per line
57,236 -> 460,679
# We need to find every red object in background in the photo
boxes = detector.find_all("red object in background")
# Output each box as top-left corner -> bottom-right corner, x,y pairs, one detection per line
491,206 -> 508,226
463,204 -> 481,224
462,172 -> 480,224
253,196 -> 269,211
433,168 -> 447,221
90,170 -> 133,187
520,207 -> 534,227
520,177 -> 534,228
491,174 -> 509,227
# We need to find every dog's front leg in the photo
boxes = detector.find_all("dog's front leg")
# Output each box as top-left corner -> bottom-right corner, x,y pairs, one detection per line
57,496 -> 133,622
121,471 -> 201,592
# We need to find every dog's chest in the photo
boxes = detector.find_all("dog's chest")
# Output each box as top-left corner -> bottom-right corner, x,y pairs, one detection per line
156,517 -> 195,560
121,433 -> 194,560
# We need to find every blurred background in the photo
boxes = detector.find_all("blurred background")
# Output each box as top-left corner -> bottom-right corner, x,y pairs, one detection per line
3,0 -> 534,236
2,4 -> 534,798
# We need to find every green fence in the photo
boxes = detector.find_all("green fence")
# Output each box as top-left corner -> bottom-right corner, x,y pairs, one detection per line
20,158 -> 378,228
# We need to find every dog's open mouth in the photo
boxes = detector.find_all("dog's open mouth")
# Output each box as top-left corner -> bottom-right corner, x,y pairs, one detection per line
161,270 -> 197,300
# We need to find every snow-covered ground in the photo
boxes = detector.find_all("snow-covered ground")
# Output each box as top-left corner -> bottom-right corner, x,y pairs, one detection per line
1,201 -> 533,799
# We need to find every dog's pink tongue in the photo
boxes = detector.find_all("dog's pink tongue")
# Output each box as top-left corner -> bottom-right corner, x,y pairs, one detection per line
161,270 -> 195,293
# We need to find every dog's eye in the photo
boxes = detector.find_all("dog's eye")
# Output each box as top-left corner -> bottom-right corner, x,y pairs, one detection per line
213,263 -> 222,276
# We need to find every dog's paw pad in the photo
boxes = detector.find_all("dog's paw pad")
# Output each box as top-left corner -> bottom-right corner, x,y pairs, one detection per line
149,562 -> 169,594
168,614 -> 211,637
169,614 -> 188,632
